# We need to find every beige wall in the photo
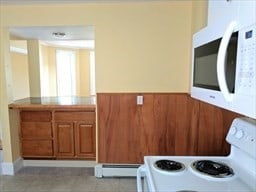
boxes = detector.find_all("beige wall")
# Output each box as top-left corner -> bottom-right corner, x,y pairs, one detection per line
0,27 -> 16,162
1,2 -> 194,93
47,46 -> 57,96
27,40 -> 42,97
11,52 -> 30,100
8,109 -> 21,161
79,49 -> 91,96
0,1 -> 208,163
40,43 -> 50,96
191,0 -> 208,33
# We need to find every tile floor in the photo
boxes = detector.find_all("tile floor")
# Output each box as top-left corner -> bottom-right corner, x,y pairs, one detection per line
0,167 -> 137,192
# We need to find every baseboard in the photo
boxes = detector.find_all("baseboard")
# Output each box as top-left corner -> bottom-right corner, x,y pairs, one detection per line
0,158 -> 96,175
1,157 -> 23,175
23,160 -> 96,167
95,164 -> 139,178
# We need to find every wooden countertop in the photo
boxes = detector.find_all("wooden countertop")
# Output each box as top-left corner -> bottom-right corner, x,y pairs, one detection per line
9,96 -> 96,110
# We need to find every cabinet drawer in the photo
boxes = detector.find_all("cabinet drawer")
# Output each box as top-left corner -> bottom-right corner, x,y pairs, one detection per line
21,111 -> 52,122
22,140 -> 53,157
54,112 -> 95,122
21,122 -> 52,139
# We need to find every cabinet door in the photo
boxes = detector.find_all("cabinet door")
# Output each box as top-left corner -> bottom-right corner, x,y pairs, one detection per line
55,122 -> 75,157
75,122 -> 95,159
21,111 -> 51,122
22,140 -> 53,157
21,122 -> 52,139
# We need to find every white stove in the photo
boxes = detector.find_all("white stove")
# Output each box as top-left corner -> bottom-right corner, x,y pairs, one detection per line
137,117 -> 256,192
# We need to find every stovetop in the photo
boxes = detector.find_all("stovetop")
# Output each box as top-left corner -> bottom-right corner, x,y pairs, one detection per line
139,118 -> 256,192
144,156 -> 255,192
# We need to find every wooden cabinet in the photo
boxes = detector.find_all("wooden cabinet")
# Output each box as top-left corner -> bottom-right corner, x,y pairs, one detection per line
20,111 -> 53,158
19,109 -> 96,160
54,111 -> 96,159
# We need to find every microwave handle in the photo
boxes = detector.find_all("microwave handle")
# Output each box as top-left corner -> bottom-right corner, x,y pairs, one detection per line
217,21 -> 237,102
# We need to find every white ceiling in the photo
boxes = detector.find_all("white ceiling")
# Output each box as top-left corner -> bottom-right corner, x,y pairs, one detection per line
10,26 -> 94,49
10,26 -> 94,40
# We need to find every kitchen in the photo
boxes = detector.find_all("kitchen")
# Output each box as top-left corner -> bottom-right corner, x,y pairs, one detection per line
0,0 -> 255,192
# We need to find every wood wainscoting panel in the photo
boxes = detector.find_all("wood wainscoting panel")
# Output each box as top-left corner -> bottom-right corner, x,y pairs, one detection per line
167,94 -> 197,156
97,93 -> 242,164
197,101 -> 223,156
98,93 -> 192,163
197,102 -> 241,156
119,94 -> 142,163
97,94 -> 121,163
187,97 -> 200,155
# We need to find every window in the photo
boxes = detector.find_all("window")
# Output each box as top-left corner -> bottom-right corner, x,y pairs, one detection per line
56,50 -> 76,96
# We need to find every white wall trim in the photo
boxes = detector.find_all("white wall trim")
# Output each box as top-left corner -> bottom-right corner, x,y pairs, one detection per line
95,164 -> 139,178
23,160 -> 96,167
1,157 -> 23,175
1,159 -> 96,175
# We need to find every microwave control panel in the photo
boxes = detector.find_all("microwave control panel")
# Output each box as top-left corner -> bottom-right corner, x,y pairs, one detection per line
236,23 -> 256,95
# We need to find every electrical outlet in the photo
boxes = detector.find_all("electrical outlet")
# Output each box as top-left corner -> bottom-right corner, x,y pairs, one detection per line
137,95 -> 143,105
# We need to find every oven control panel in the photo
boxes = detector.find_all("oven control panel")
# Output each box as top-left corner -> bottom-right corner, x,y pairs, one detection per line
226,117 -> 256,158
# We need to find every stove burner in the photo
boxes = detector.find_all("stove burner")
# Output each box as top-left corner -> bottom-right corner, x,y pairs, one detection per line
191,160 -> 234,178
154,160 -> 185,172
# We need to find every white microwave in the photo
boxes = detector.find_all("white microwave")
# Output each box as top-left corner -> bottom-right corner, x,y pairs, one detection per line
191,22 -> 256,119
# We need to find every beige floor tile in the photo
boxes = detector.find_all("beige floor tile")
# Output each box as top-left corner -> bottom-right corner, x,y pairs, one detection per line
1,167 -> 137,192
95,178 -> 120,192
71,176 -> 97,192
1,175 -> 34,191
119,178 -> 137,192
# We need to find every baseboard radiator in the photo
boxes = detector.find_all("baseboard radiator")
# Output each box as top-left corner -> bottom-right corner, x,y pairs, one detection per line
95,164 -> 140,178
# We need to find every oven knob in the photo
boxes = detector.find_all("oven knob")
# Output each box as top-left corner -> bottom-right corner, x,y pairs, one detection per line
230,126 -> 237,135
235,130 -> 244,139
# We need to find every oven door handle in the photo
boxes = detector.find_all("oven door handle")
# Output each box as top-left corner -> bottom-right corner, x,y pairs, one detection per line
217,21 -> 237,102
137,165 -> 146,192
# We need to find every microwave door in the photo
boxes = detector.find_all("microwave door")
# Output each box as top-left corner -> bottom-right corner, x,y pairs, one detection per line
217,21 -> 237,102
193,39 -> 220,91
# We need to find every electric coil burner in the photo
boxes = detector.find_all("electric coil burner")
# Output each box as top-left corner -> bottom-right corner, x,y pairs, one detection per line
154,160 -> 185,172
191,160 -> 234,178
